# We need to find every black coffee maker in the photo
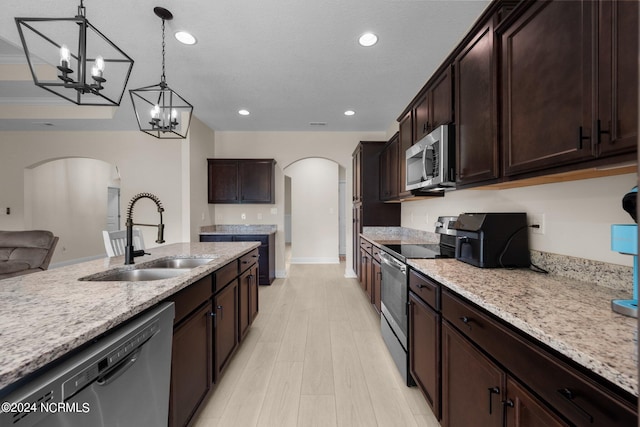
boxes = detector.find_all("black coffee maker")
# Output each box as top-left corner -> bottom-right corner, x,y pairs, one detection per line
453,213 -> 530,268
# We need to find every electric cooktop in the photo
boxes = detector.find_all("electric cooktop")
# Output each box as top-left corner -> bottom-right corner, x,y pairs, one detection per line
382,243 -> 454,262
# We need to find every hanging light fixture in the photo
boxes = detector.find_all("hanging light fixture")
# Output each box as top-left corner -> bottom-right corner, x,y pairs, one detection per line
15,0 -> 134,106
129,7 -> 193,139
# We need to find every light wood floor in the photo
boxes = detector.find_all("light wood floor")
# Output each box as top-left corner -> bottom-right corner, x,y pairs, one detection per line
193,263 -> 441,427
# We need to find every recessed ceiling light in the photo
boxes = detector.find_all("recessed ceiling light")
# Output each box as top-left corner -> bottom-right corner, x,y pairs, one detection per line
175,31 -> 196,45
358,33 -> 378,47
238,109 -> 250,116
344,110 -> 355,116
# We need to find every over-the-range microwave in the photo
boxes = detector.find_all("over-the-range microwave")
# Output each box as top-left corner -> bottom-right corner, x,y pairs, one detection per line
405,124 -> 456,192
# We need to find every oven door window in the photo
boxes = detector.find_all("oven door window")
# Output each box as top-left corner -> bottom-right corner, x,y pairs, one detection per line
380,259 -> 408,348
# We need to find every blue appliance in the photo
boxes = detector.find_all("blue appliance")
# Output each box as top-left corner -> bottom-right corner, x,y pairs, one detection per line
611,224 -> 638,317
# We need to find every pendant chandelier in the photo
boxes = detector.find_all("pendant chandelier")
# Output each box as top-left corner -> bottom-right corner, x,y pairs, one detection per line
129,7 -> 193,139
15,0 -> 134,106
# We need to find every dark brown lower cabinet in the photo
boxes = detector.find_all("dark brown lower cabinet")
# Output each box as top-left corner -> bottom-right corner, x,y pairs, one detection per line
372,257 -> 381,314
442,321 -> 504,427
442,289 -> 637,427
238,261 -> 259,341
409,293 -> 440,419
359,246 -> 371,297
213,279 -> 238,382
169,303 -> 212,427
505,377 -> 568,427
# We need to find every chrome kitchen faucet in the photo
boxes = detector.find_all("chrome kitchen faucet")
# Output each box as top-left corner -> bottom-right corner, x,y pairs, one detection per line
125,192 -> 165,264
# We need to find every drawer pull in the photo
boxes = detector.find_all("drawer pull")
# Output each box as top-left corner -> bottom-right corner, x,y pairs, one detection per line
502,399 -> 514,408
460,316 -> 472,328
487,387 -> 500,415
557,388 -> 594,423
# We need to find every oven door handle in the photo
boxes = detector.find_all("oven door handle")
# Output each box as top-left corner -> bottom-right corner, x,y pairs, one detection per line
379,251 -> 406,273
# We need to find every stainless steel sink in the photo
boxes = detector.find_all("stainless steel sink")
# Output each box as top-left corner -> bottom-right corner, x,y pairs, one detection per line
142,257 -> 217,269
81,268 -> 191,282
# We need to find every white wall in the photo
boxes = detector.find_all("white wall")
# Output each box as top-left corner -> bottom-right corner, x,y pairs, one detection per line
213,131 -> 386,277
0,129 -> 199,264
285,158 -> 339,263
26,158 -> 114,261
186,117 -> 216,242
401,173 -> 637,266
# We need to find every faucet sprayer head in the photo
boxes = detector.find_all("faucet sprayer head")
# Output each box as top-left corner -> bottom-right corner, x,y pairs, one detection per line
156,224 -> 165,244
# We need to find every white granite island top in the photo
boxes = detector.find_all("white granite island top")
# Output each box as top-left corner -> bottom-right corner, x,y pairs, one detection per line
0,241 -> 259,393
408,258 -> 638,397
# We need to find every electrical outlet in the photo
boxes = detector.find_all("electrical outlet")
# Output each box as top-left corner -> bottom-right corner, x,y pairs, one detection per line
529,213 -> 545,235
257,213 -> 263,220
241,213 -> 246,220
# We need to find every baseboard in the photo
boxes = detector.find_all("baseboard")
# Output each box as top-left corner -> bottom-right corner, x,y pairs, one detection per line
344,268 -> 357,278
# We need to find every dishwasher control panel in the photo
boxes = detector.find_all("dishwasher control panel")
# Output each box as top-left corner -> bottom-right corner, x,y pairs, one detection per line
62,320 -> 159,400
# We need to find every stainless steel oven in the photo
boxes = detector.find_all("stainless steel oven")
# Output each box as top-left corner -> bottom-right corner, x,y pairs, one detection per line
378,217 -> 458,386
379,250 -> 412,386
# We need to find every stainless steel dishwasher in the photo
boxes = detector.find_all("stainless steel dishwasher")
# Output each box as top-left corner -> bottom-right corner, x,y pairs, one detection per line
0,302 -> 174,427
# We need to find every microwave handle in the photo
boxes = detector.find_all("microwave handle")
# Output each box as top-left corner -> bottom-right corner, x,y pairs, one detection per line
421,146 -> 428,180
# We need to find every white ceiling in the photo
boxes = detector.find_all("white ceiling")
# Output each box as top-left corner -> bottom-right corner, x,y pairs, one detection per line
0,0 -> 489,133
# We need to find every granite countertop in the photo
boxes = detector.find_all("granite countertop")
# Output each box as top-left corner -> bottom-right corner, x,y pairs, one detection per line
409,259 -> 637,397
360,228 -> 637,396
200,224 -> 277,235
0,241 -> 259,393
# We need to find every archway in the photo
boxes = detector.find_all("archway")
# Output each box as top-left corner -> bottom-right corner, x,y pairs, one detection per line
24,157 -> 120,265
283,157 -> 345,266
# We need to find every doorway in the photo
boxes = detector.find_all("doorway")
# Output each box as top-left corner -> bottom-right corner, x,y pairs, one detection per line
107,187 -> 121,232
283,158 -> 341,265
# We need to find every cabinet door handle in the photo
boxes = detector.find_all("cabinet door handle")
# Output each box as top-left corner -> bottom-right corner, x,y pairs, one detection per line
502,399 -> 514,408
217,305 -> 223,319
596,119 -> 610,145
557,388 -> 594,423
578,126 -> 590,149
487,387 -> 500,415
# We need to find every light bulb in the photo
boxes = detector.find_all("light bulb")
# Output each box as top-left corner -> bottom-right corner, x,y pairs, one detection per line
59,45 -> 71,67
151,105 -> 160,119
91,55 -> 104,77
95,56 -> 104,71
171,109 -> 178,120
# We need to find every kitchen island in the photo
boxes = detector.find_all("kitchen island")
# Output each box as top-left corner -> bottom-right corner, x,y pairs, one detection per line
0,241 -> 259,394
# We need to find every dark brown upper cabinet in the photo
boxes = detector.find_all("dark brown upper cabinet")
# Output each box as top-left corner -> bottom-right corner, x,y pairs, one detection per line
413,66 -> 454,144
455,16 -> 500,186
500,0 -> 594,176
379,133 -> 400,201
499,0 -> 637,177
596,0 -> 638,158
398,111 -> 413,198
208,159 -> 275,204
